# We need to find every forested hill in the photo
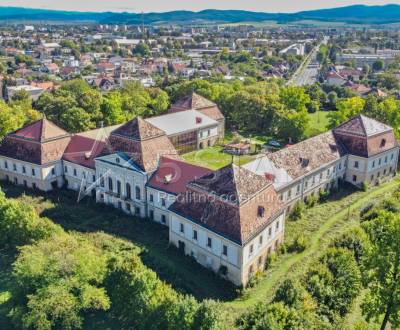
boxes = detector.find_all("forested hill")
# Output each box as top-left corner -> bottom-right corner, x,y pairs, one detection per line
0,4 -> 400,24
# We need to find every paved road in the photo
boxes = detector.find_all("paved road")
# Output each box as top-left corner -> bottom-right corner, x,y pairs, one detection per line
289,36 -> 329,86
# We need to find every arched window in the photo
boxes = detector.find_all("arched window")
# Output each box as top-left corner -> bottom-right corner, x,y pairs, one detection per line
126,183 -> 131,199
135,186 -> 141,200
108,177 -> 113,191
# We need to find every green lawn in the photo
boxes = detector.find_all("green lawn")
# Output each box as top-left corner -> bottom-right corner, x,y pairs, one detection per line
183,146 -> 256,170
306,111 -> 332,137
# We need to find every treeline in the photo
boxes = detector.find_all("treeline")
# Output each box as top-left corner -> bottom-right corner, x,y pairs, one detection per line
4,77 -> 400,144
0,191 -> 223,329
239,187 -> 400,330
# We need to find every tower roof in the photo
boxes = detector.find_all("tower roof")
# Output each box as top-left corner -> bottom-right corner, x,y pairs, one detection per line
334,115 -> 392,138
12,118 -> 70,142
111,117 -> 165,141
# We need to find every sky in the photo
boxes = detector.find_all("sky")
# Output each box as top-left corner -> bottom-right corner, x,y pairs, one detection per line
0,0 -> 395,13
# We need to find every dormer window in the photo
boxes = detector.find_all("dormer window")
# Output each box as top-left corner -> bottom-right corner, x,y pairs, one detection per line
380,139 -> 386,148
257,206 -> 265,217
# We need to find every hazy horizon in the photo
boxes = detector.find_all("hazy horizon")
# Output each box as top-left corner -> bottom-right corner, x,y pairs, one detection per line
0,0 -> 395,13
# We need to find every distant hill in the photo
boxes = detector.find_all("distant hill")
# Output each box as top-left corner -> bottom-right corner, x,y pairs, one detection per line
0,4 -> 400,25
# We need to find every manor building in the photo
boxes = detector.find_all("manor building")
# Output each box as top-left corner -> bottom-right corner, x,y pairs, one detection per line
244,115 -> 399,213
0,113 -> 397,286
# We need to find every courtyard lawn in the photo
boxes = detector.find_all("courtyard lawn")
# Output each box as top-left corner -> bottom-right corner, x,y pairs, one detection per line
183,146 -> 256,170
306,110 -> 332,137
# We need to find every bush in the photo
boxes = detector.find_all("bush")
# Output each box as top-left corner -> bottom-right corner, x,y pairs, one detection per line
288,235 -> 308,253
332,226 -> 369,263
289,201 -> 306,221
305,195 -> 319,208
319,189 -> 329,203
361,181 -> 369,192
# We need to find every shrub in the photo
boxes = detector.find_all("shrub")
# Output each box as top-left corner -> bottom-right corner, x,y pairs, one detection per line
305,195 -> 319,208
319,189 -> 329,203
288,235 -> 307,253
289,201 -> 306,221
361,181 -> 369,192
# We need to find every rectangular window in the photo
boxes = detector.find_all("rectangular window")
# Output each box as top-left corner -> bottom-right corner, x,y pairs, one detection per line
31,168 -> 36,176
180,223 -> 184,233
268,227 -> 272,237
73,169 -> 77,176
150,194 -> 154,202
379,158 -> 382,165
64,166 -> 68,173
4,161 -> 7,169
193,229 -> 198,240
207,237 -> 212,248
249,244 -> 254,256
354,161 -> 359,169
51,168 -> 56,176
13,164 -> 16,171
161,198 -> 166,207
22,166 -> 26,174
161,215 -> 166,224
353,175 -> 357,182
223,245 -> 228,256
126,203 -> 131,212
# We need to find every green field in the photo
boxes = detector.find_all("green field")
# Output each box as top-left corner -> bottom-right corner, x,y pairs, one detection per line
306,111 -> 331,137
0,178 -> 398,328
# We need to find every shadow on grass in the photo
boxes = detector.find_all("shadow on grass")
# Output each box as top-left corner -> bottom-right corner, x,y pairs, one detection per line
1,182 -> 237,302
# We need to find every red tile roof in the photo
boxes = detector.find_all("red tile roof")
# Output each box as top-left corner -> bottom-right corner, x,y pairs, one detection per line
0,119 -> 71,165
63,135 -> 106,169
147,156 -> 211,195
169,92 -> 224,121
109,117 -> 179,172
12,118 -> 69,142
170,164 -> 284,245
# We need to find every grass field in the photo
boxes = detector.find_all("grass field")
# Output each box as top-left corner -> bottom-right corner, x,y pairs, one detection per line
306,111 -> 331,137
0,178 -> 398,328
183,146 -> 256,170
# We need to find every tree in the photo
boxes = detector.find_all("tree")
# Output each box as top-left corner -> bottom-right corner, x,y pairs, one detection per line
60,106 -> 95,132
133,42 -> 151,57
0,190 -> 61,249
361,211 -> 400,330
372,59 -> 385,72
328,97 -> 365,128
11,233 -> 110,329
305,248 -> 361,319
327,91 -> 338,109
